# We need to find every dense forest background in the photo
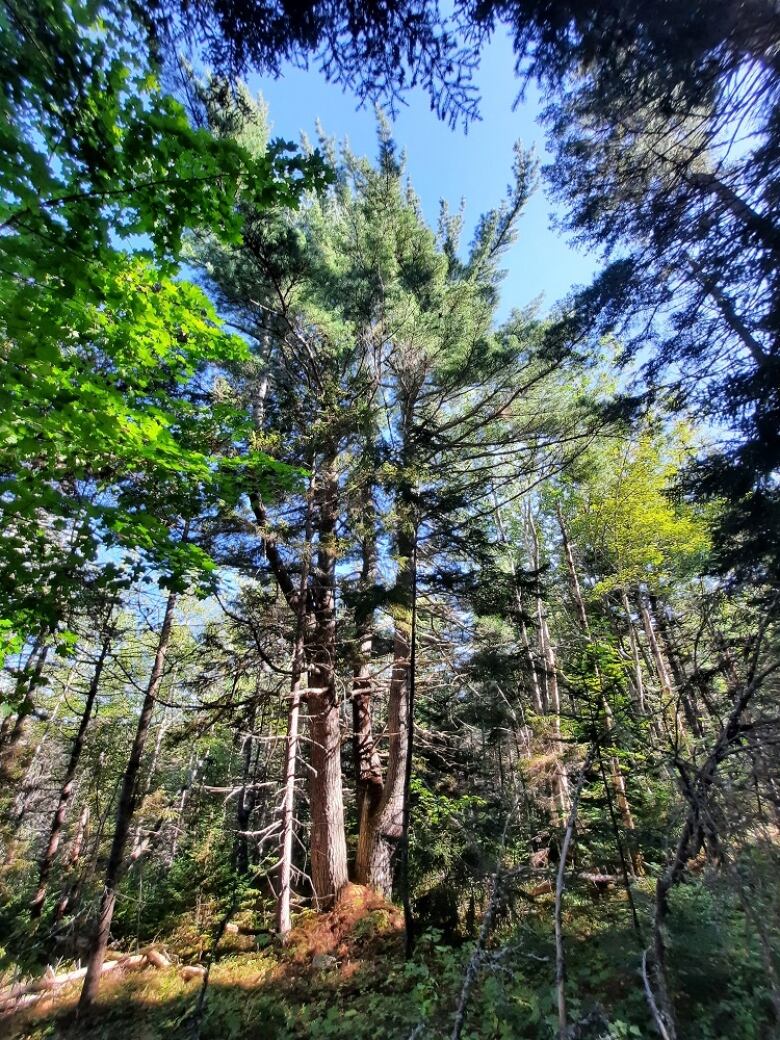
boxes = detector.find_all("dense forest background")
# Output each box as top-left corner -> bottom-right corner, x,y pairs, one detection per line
1,2 -> 779,1038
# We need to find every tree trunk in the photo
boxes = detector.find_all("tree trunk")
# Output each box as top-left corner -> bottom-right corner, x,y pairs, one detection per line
277,654 -> 305,935
0,642 -> 49,788
79,590 -> 176,1012
53,804 -> 90,923
278,475 -> 316,937
252,459 -> 348,909
555,750 -> 594,1040
234,702 -> 256,877
166,751 -> 205,867
353,522 -> 383,884
528,513 -> 569,821
367,531 -> 414,897
649,592 -> 704,738
620,589 -> 646,714
638,591 -> 701,741
11,665 -> 76,832
557,509 -> 641,874
494,497 -> 545,717
307,458 -> 348,907
30,635 -> 111,918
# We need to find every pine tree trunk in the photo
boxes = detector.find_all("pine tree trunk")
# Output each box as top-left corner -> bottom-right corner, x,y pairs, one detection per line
252,462 -> 348,910
307,459 -> 348,906
529,513 -> 569,820
367,532 -> 413,897
353,524 -> 383,885
234,703 -> 256,877
0,642 -> 49,787
53,804 -> 90,923
555,750 -> 594,1040
278,477 -> 315,936
649,592 -> 704,737
277,658 -> 305,935
30,636 -> 111,918
620,589 -> 646,715
557,509 -> 642,874
307,691 -> 348,906
79,591 -> 176,1012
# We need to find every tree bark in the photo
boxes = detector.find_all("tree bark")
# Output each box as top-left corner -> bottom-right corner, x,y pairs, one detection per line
353,521 -> 383,884
307,458 -> 348,906
367,529 -> 414,897
79,590 -> 176,1012
557,509 -> 641,874
0,642 -> 49,788
53,804 -> 90,923
555,750 -> 594,1040
30,635 -> 111,918
251,459 -> 348,909
649,592 -> 704,738
528,512 -> 570,821
278,475 -> 316,937
234,702 -> 256,877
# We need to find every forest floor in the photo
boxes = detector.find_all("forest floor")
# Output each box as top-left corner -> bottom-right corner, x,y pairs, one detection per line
0,878 -> 749,1039
0,884 -> 452,1040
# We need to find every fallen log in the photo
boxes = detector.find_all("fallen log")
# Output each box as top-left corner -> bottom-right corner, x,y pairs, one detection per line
145,948 -> 172,970
579,873 -> 618,896
180,964 -> 207,981
0,952 -> 149,1014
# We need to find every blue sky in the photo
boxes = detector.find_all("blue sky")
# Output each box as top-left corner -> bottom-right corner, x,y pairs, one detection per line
250,30 -> 596,323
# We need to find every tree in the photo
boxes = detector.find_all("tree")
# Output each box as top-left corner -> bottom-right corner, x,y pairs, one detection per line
0,0 -> 325,659
151,0 -> 780,576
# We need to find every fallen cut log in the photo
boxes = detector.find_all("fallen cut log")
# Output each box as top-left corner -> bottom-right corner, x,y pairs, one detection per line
0,951 -> 149,1014
180,965 -> 207,981
579,872 -> 618,896
145,948 -> 172,970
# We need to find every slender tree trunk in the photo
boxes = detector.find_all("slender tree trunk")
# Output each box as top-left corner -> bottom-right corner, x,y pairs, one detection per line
234,703 -> 256,877
278,475 -> 316,937
277,651 -> 306,934
0,642 -> 49,787
555,750 -> 593,1040
30,636 -> 111,918
251,458 -> 348,909
166,751 -> 205,867
129,706 -> 170,861
79,590 -> 177,1012
638,591 -> 701,742
53,804 -> 90,923
367,530 -> 414,897
528,513 -> 569,820
353,522 -> 383,884
650,593 -> 704,738
11,665 -> 77,831
401,532 -> 418,957
620,590 -> 646,714
353,653 -> 383,882
557,509 -> 641,874
496,498 -> 545,716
